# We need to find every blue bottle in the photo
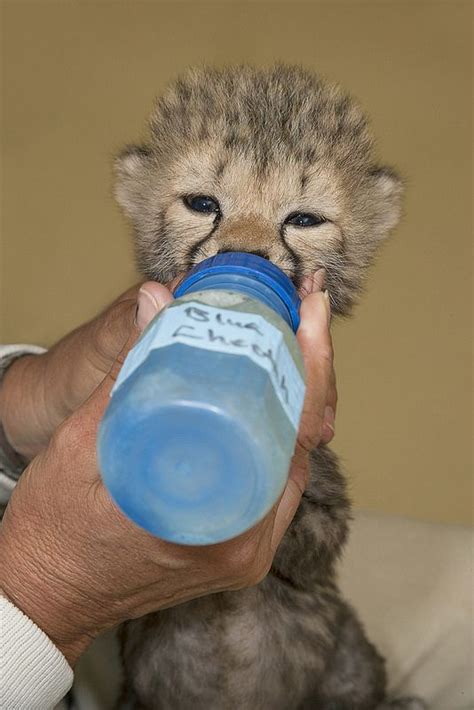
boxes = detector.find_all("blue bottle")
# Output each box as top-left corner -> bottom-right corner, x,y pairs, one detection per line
97,253 -> 306,545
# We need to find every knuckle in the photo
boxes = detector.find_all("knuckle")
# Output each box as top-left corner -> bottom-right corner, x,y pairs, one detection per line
297,423 -> 321,454
92,301 -> 135,364
226,538 -> 260,580
241,552 -> 272,588
242,535 -> 273,581
249,557 -> 272,586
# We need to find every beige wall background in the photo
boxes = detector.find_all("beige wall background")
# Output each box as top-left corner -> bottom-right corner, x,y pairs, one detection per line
1,1 -> 472,525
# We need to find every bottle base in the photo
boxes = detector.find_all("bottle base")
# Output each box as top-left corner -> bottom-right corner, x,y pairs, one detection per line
98,400 -> 279,545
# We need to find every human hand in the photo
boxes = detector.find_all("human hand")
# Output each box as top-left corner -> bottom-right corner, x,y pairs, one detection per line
273,272 -> 336,550
0,277 -> 182,460
0,275 -> 336,668
0,272 -> 334,461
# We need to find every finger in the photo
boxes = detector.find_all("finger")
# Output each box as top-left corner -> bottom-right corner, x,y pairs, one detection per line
321,365 -> 337,445
85,282 -> 172,376
298,268 -> 326,299
135,282 -> 174,331
226,290 -> 333,558
295,290 -> 333,453
74,282 -> 174,427
269,465 -> 307,554
103,282 -> 173,385
248,432 -> 313,562
269,292 -> 335,552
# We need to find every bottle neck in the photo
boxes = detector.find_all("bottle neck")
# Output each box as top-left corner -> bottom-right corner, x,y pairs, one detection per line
174,271 -> 300,332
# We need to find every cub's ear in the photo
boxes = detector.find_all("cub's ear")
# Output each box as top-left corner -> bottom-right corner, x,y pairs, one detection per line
114,144 -> 152,220
369,166 -> 404,238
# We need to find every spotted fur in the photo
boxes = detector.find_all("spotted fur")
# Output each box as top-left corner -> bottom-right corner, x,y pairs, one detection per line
114,65 -> 425,709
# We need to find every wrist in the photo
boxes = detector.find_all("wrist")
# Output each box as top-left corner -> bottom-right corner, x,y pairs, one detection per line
0,576 -> 94,668
0,506 -> 104,666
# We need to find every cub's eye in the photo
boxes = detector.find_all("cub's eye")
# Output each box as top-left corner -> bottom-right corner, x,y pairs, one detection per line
184,195 -> 220,215
285,212 -> 326,227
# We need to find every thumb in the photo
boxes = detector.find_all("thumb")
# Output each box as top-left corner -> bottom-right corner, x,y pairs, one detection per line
82,282 -> 173,418
107,282 -> 174,387
134,282 -> 174,333
52,282 -> 174,487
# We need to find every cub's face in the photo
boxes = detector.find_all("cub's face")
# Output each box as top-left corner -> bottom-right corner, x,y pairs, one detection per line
115,64 -> 403,315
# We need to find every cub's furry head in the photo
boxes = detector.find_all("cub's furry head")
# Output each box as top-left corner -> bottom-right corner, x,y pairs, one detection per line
115,63 -> 403,315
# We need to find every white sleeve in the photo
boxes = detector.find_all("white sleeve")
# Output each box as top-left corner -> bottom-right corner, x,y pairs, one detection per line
0,344 -> 47,509
0,595 -> 74,709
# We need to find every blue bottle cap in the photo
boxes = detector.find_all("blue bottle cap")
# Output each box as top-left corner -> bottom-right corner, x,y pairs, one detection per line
174,252 -> 301,331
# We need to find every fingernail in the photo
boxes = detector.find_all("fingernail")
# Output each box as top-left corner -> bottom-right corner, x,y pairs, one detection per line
312,268 -> 326,292
323,405 -> 335,435
322,290 -> 331,324
299,268 -> 326,299
135,288 -> 160,330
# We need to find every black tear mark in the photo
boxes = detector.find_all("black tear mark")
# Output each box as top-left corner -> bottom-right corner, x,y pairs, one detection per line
185,215 -> 221,265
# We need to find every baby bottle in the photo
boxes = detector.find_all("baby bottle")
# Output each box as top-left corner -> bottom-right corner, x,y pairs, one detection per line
97,252 -> 306,544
